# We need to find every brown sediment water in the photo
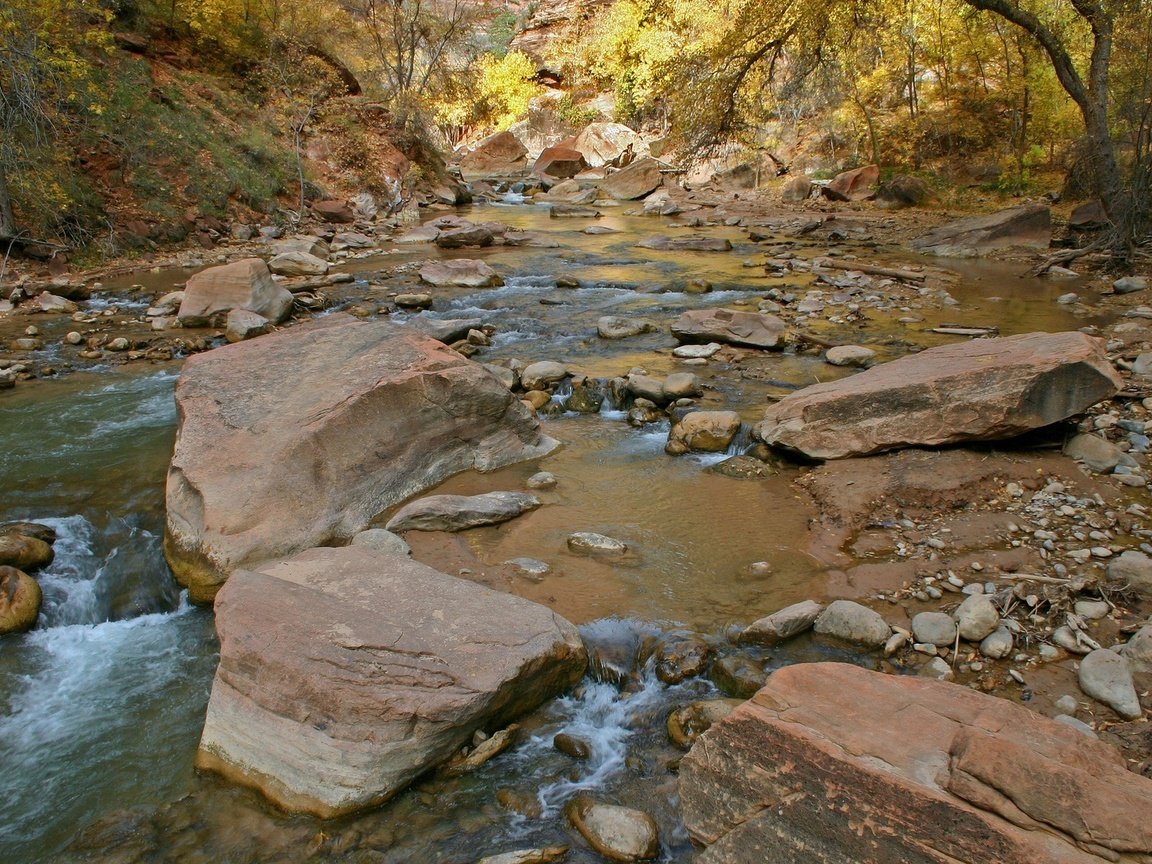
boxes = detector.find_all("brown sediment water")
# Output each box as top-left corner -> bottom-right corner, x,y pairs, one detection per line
0,200 -> 1106,863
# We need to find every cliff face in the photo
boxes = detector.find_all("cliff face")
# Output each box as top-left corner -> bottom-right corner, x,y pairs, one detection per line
510,0 -> 618,65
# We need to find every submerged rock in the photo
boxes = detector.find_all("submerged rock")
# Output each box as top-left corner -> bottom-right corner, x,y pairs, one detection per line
665,411 -> 742,455
755,332 -> 1121,460
197,546 -> 585,818
680,661 -> 1152,863
567,532 -> 627,556
164,316 -> 556,602
565,798 -> 660,862
419,259 -> 504,287
385,491 -> 541,533
0,565 -> 41,634
671,308 -> 787,350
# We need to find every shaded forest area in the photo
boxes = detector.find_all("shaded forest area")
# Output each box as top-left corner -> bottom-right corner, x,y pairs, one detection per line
2,0 -> 1150,265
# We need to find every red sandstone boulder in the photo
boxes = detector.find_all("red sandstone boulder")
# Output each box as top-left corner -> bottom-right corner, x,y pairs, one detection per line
163,315 -> 556,602
311,199 -> 356,224
176,258 -> 294,327
680,662 -> 1152,863
197,545 -> 586,817
533,145 -> 588,180
600,157 -> 664,200
822,164 -> 879,201
458,131 -> 529,181
754,331 -> 1121,459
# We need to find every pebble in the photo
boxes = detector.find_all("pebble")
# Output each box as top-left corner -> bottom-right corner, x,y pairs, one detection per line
911,611 -> 957,647
1054,694 -> 1079,715
1053,714 -> 1097,737
526,471 -> 557,490
920,657 -> 954,681
1073,600 -> 1109,620
979,626 -> 1014,660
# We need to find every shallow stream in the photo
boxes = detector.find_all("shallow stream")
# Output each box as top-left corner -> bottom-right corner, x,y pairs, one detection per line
0,201 -> 1099,862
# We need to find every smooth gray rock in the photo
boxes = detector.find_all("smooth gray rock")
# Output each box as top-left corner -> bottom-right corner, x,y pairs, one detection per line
979,626 -> 1014,660
1078,648 -> 1142,719
1115,276 -> 1149,295
1108,550 -> 1152,596
740,601 -> 825,646
597,316 -> 658,340
567,532 -> 627,556
954,594 -> 1000,642
825,345 -> 875,368
1122,624 -> 1152,673
813,600 -> 891,648
911,611 -> 957,647
386,492 -> 541,533
1064,433 -> 1137,473
349,528 -> 411,557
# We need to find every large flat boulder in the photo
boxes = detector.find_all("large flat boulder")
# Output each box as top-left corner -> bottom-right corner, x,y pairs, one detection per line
197,546 -> 586,817
680,662 -> 1152,863
419,259 -> 504,287
177,258 -> 294,326
755,332 -> 1121,459
910,203 -> 1051,256
600,157 -> 664,200
671,308 -> 787,349
164,316 -> 556,602
458,131 -> 529,181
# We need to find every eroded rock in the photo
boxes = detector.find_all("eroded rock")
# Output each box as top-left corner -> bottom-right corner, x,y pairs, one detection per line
196,546 -> 586,817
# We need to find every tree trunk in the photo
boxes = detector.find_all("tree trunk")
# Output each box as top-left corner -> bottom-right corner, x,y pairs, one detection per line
0,161 -> 15,239
963,0 -> 1132,254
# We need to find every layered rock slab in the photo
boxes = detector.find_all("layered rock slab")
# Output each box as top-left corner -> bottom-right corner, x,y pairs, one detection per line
680,662 -> 1152,863
197,546 -> 586,817
164,316 -> 556,601
755,332 -> 1120,459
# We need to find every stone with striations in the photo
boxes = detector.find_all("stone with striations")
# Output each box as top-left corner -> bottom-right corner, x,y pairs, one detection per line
910,204 -> 1051,257
164,316 -> 556,602
597,316 -> 658,340
755,332 -> 1121,460
679,661 -> 1152,864
196,546 -> 586,817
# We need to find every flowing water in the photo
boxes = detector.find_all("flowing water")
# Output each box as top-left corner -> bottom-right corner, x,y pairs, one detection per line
0,202 -> 1099,862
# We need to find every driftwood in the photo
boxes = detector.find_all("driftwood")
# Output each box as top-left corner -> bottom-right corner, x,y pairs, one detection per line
816,258 -> 928,283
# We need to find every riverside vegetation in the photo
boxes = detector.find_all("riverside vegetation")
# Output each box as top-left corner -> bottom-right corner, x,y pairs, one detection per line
3,2 -> 1152,864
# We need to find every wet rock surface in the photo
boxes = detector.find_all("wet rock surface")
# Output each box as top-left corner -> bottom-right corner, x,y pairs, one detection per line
680,662 -> 1152,863
197,545 -> 587,817
756,332 -> 1121,459
164,316 -> 555,601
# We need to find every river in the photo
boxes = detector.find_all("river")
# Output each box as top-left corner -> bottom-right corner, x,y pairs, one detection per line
0,200 -> 1095,862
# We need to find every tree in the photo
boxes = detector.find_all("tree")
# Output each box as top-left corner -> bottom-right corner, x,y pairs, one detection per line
0,0 -> 106,240
354,0 -> 487,137
962,0 -> 1137,258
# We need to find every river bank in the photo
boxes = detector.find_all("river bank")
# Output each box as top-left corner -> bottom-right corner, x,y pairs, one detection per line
4,180 -> 1152,862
